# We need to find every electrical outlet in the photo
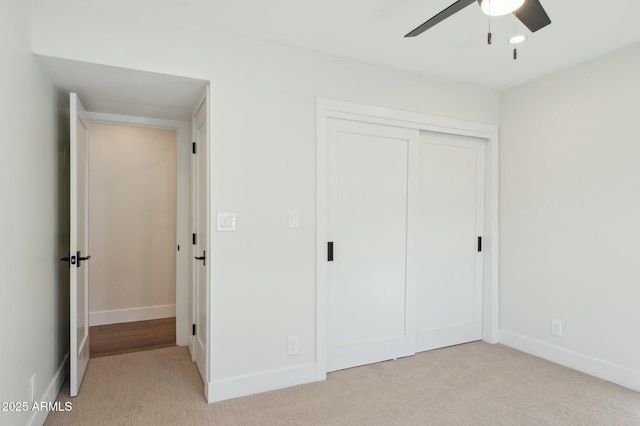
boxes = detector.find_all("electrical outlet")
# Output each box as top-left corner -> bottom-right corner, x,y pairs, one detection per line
30,374 -> 37,402
551,319 -> 562,337
287,336 -> 299,355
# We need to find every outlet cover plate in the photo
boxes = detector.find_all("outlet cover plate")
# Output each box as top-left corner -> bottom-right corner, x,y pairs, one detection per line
30,374 -> 37,402
287,336 -> 299,355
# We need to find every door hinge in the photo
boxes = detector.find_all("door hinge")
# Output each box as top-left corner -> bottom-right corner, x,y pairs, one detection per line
177,244 -> 180,251
192,142 -> 196,154
192,324 -> 196,336
192,233 -> 197,245
477,236 -> 483,252
328,242 -> 334,262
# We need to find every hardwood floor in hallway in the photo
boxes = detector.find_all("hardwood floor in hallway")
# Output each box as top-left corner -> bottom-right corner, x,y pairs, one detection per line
90,317 -> 176,358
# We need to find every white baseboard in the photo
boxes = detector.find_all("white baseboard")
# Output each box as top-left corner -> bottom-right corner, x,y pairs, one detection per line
207,363 -> 318,403
89,304 -> 176,326
500,330 -> 640,392
28,353 -> 69,426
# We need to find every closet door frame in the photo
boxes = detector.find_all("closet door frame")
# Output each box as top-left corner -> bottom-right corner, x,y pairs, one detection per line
316,98 -> 500,380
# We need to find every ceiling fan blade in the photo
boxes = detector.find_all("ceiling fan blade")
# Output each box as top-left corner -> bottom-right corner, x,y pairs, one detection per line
405,0 -> 477,37
514,0 -> 551,32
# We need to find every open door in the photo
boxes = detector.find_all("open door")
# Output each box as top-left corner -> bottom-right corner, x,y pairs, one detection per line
68,92 -> 90,397
192,93 -> 208,386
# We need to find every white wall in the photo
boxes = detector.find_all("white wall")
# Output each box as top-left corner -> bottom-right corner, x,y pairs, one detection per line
88,123 -> 177,325
31,0 -> 500,398
0,1 -> 68,425
500,43 -> 640,391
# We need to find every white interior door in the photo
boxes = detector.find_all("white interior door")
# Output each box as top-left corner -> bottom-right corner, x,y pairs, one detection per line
192,96 -> 208,383
416,132 -> 485,352
69,92 -> 90,397
327,118 -> 419,372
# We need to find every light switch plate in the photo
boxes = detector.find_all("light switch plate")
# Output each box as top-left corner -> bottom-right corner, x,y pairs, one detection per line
217,213 -> 236,232
288,210 -> 299,229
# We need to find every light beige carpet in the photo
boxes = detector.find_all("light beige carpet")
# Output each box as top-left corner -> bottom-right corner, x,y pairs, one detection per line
45,343 -> 640,425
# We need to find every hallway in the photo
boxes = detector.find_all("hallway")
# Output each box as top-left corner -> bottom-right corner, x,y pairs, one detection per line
90,317 -> 176,358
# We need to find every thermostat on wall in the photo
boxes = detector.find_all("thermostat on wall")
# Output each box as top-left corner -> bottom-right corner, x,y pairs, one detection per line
217,213 -> 236,232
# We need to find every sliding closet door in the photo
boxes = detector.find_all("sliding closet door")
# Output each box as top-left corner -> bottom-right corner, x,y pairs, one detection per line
416,132 -> 485,352
326,118 -> 419,372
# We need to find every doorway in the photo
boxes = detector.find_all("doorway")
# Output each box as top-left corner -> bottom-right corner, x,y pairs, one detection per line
86,121 -> 179,357
82,111 -> 193,350
41,56 -> 210,398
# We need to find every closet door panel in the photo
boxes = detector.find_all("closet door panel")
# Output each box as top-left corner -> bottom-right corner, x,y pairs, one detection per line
327,118 -> 418,372
416,132 -> 485,352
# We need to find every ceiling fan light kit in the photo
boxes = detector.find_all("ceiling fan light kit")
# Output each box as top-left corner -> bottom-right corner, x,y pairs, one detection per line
404,0 -> 551,60
405,0 -> 551,37
479,0 -> 525,16
509,34 -> 526,44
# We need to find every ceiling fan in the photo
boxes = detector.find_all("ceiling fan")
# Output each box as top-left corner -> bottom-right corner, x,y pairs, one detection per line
405,0 -> 551,38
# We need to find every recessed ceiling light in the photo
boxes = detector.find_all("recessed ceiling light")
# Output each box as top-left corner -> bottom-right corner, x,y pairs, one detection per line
509,35 -> 527,44
479,0 -> 525,17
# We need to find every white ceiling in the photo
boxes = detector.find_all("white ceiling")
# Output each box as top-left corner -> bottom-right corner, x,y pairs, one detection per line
38,56 -> 207,122
211,0 -> 640,90
76,0 -> 640,90
38,0 -> 640,117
